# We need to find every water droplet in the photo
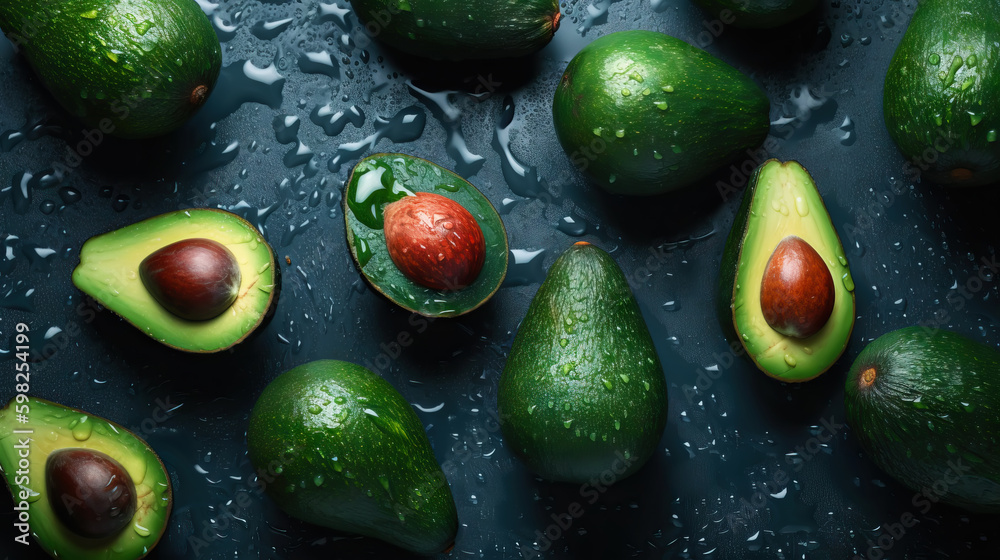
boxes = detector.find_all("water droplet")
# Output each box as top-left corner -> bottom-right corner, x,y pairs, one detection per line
662,85 -> 674,93
527,404 -> 537,415
72,416 -> 92,441
970,112 -> 984,126
602,378 -> 613,390
614,420 -> 621,431
928,53 -> 940,66
621,89 -> 631,97
618,373 -> 630,383
615,129 -> 625,138
784,354 -> 797,367
314,474 -> 325,486
133,522 -> 151,537
842,272 -> 855,292
563,419 -> 573,429
307,404 -> 322,414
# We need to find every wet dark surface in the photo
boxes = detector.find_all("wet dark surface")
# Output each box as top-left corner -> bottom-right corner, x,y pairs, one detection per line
1,0 -> 999,558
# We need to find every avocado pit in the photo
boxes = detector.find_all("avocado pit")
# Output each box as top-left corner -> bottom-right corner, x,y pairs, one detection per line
382,192 -> 486,291
46,448 -> 136,540
139,238 -> 242,321
759,235 -> 835,338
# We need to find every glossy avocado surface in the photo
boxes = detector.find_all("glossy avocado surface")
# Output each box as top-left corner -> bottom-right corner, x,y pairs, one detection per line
497,242 -> 668,483
845,327 -> 1000,513
247,360 -> 458,555
0,0 -> 221,138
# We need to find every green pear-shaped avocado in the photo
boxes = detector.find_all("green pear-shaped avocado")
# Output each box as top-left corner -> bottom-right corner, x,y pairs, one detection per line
0,397 -> 172,560
0,0 -> 221,138
845,327 -> 1000,512
552,30 -> 770,195
883,0 -> 1000,186
247,360 -> 458,554
498,242 -> 668,483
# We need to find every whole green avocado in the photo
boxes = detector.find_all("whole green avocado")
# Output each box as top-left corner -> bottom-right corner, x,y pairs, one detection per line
349,0 -> 560,60
247,360 -> 459,555
883,0 -> 1000,186
552,30 -> 770,195
498,242 -> 668,483
0,0 -> 222,138
845,327 -> 1000,513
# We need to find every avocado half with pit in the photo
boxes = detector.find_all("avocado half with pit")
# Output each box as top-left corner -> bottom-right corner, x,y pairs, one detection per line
345,153 -> 508,318
72,208 -> 279,353
0,397 -> 172,559
718,159 -> 855,382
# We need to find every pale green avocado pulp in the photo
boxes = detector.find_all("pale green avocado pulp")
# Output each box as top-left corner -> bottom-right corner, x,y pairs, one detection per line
0,397 -> 172,560
729,160 -> 855,382
72,209 -> 277,353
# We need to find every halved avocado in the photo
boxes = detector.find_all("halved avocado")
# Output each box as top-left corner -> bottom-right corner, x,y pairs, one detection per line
718,159 -> 855,382
0,397 -> 172,559
71,208 -> 278,353
344,153 -> 508,317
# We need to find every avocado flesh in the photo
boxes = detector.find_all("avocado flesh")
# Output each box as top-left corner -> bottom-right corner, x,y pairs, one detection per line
0,0 -> 222,139
0,397 -> 172,560
497,243 -> 668,483
845,327 -> 1000,513
247,360 -> 458,555
689,0 -> 818,28
719,160 -> 855,382
883,0 -> 1000,186
71,209 -> 278,353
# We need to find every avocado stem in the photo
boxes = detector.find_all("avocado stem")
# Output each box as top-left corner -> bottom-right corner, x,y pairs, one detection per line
860,367 -> 877,388
190,84 -> 210,107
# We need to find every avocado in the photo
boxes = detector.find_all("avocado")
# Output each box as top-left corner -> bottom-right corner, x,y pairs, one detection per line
71,208 -> 279,353
845,327 -> 1000,513
552,29 -> 770,196
349,0 -> 560,60
883,0 -> 1000,186
718,160 -> 855,382
345,153 -> 508,318
247,360 -> 458,555
0,397 -> 172,559
689,0 -> 818,29
0,0 -> 221,139
497,242 -> 668,483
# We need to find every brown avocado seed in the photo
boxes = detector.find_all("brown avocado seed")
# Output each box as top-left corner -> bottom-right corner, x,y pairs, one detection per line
139,238 -> 242,321
759,235 -> 835,338
382,192 -> 486,291
46,448 -> 136,540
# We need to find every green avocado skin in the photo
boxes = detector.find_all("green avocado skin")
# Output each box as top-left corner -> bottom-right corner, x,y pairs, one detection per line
883,0 -> 1000,186
349,0 -> 560,60
497,243 -> 668,483
0,0 -> 221,138
247,360 -> 458,555
845,327 -> 1000,513
552,30 -> 770,196
690,0 -> 818,28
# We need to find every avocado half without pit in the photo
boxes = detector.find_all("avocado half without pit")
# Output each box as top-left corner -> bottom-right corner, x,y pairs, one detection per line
0,397 -> 172,560
345,153 -> 508,317
718,159 -> 855,382
72,208 -> 279,353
